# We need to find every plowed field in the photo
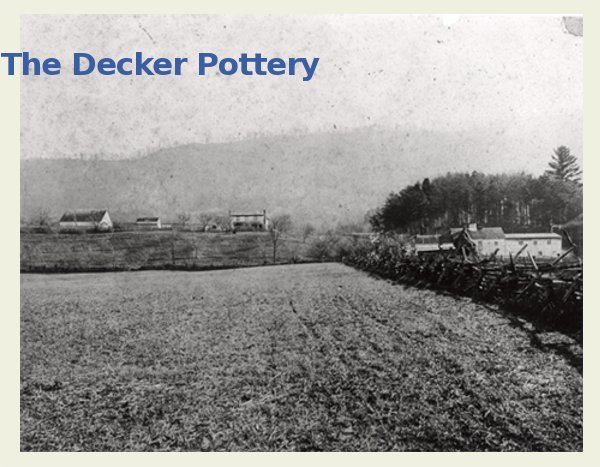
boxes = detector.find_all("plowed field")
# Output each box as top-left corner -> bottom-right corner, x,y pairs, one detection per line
20,263 -> 582,451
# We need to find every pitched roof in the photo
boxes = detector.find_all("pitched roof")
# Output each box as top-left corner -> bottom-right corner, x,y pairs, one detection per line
59,210 -> 108,223
469,227 -> 505,240
230,212 -> 266,217
505,232 -> 561,240
448,227 -> 505,240
136,217 -> 160,222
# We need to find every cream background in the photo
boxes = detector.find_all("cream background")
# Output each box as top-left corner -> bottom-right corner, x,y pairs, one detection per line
3,0 -> 597,465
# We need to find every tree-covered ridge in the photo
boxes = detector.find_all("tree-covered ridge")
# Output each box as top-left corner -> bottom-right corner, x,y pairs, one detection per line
370,147 -> 582,234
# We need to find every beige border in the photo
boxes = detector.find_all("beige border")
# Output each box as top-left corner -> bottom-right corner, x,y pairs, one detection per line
3,1 -> 596,465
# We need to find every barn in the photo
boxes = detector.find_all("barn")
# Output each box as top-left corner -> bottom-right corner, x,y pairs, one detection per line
505,232 -> 563,259
59,210 -> 113,232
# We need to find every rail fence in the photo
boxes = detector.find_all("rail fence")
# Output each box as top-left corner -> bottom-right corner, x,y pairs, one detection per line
20,231 -> 312,273
343,237 -> 582,336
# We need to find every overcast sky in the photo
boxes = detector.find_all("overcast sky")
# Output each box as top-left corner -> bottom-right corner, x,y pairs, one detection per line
20,15 -> 582,162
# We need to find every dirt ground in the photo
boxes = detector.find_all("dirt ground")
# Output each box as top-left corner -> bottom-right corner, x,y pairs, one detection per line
20,263 -> 582,451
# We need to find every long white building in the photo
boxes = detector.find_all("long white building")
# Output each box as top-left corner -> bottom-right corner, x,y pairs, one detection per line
505,232 -> 563,259
445,225 -> 564,260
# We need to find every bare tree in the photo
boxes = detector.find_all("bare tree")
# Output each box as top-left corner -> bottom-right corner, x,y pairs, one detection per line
301,223 -> 316,243
31,208 -> 51,227
199,213 -> 229,232
213,214 -> 230,231
29,208 -> 52,233
177,213 -> 191,230
196,213 -> 212,230
269,214 -> 293,263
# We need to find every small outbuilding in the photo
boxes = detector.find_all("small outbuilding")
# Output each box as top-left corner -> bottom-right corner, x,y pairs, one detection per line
136,217 -> 162,229
413,234 -> 455,255
59,210 -> 113,232
204,221 -> 224,232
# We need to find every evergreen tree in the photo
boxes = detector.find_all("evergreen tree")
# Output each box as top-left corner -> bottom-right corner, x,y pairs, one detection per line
369,167 -> 582,234
546,146 -> 582,183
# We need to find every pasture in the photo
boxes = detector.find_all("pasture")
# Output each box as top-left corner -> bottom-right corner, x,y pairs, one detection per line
20,231 -> 309,272
20,263 -> 582,451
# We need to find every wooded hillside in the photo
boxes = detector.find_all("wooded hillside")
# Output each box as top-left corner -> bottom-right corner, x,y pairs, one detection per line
370,147 -> 583,235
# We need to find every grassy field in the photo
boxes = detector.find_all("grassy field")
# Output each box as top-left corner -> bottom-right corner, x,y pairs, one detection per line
21,263 -> 582,451
20,231 -> 310,272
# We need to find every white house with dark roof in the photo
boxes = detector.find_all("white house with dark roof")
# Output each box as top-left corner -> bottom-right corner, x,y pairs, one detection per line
59,210 -> 113,232
466,227 -> 506,257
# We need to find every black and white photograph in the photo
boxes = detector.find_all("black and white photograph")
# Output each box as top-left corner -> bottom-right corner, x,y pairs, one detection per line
19,14 -> 583,451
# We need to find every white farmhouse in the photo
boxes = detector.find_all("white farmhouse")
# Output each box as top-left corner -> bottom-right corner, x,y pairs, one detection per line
229,210 -> 270,232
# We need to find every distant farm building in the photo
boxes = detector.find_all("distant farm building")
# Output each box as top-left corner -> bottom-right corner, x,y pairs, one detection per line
136,217 -> 162,229
229,210 -> 270,232
59,210 -> 113,232
413,234 -> 454,255
443,224 -> 563,259
204,221 -> 224,232
464,227 -> 505,257
441,225 -> 504,257
505,232 -> 562,259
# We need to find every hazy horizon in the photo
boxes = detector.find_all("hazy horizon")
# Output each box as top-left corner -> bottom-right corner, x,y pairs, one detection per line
21,15 -> 582,166
20,15 -> 583,226
20,124 -> 583,178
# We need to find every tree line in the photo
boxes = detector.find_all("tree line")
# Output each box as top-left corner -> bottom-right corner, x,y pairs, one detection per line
370,146 -> 582,234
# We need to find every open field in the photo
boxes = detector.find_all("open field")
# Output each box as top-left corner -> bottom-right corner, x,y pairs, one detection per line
21,263 -> 582,451
20,231 -> 310,272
